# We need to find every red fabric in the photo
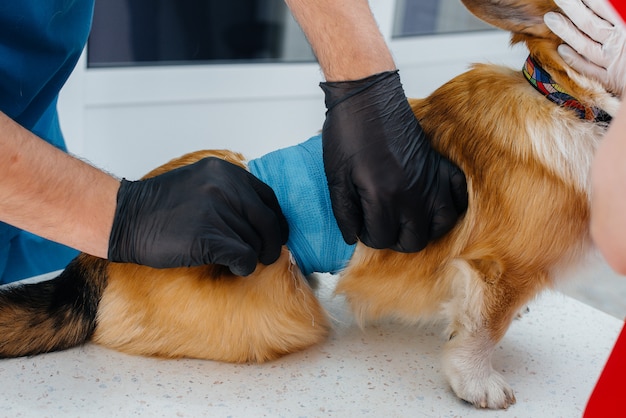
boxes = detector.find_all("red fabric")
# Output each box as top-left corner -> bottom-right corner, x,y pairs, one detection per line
584,321 -> 626,417
609,0 -> 626,22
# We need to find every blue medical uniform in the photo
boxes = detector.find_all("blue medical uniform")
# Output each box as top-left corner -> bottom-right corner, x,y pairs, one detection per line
0,1 -> 95,283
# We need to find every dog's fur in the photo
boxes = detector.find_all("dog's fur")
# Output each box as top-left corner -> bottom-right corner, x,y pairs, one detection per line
0,0 -> 619,409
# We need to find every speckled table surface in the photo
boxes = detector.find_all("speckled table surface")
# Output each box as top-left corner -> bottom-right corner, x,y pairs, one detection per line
0,274 -> 622,418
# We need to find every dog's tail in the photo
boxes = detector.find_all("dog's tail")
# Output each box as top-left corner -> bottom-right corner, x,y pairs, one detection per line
0,254 -> 107,357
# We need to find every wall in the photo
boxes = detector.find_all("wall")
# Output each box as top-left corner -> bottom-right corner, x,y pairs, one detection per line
57,1 -> 528,180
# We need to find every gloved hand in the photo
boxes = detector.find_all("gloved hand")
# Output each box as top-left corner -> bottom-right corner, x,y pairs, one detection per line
320,70 -> 468,252
544,0 -> 626,96
108,157 -> 289,276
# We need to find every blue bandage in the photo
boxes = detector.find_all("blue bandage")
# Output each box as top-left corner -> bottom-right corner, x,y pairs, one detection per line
248,135 -> 355,275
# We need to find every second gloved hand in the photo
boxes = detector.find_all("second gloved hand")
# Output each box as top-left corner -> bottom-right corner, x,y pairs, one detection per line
108,157 -> 289,276
544,0 -> 626,96
320,70 -> 468,252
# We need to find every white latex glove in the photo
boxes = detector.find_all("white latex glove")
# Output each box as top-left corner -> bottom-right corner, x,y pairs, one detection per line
544,0 -> 626,96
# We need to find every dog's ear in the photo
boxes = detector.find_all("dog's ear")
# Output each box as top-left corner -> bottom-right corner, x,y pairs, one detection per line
461,0 -> 557,37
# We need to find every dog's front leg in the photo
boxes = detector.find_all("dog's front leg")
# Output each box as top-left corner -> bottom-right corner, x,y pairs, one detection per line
443,326 -> 515,409
441,261 -> 517,409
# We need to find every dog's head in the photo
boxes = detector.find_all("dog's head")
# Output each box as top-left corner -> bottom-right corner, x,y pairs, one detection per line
460,0 -> 613,107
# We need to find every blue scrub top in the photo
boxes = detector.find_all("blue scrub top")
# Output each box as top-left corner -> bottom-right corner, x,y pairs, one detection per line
0,1 -> 95,283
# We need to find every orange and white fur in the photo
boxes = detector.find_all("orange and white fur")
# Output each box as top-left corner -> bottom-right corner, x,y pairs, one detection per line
0,0 -> 618,409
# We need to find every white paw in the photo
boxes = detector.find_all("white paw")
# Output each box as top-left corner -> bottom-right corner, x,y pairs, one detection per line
515,305 -> 530,319
447,367 -> 516,409
443,339 -> 516,409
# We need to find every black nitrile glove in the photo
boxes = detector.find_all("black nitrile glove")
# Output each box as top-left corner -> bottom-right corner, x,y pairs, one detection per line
108,157 -> 289,275
320,70 -> 468,252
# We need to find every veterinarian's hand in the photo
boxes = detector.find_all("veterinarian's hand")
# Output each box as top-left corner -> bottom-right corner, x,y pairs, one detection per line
545,0 -> 626,96
108,157 -> 289,275
320,70 -> 468,252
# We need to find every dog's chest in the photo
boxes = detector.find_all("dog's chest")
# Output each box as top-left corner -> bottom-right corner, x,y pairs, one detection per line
525,101 -> 606,196
521,56 -> 611,194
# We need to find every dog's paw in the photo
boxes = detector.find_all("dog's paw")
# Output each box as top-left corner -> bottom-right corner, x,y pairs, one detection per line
448,369 -> 516,409
443,341 -> 516,409
515,305 -> 530,319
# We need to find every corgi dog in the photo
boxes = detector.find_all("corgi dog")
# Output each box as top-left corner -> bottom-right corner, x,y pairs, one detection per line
0,0 -> 619,410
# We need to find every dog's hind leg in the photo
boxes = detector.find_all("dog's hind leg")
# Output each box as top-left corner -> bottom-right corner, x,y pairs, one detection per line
440,259 -> 539,409
93,249 -> 331,363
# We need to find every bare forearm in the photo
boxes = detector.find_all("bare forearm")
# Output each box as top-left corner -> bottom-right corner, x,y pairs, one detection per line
285,0 -> 396,81
590,103 -> 626,274
0,112 -> 118,258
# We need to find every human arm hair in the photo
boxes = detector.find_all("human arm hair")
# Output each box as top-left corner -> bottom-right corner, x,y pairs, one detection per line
590,103 -> 626,275
0,111 -> 119,259
284,0 -> 396,81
